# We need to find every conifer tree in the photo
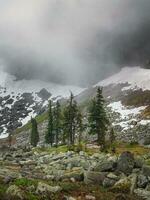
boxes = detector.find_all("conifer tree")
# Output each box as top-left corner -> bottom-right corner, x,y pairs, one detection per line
45,100 -> 53,146
88,87 -> 109,150
109,127 -> 115,144
76,110 -> 83,145
62,92 -> 78,146
31,118 -> 39,147
53,100 -> 62,147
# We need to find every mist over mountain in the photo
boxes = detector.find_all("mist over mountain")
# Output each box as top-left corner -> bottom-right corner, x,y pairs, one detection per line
0,0 -> 150,86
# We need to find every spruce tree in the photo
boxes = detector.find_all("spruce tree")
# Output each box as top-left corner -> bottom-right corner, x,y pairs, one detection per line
88,87 -> 109,150
109,127 -> 115,144
76,110 -> 83,145
53,101 -> 62,147
45,100 -> 53,146
62,92 -> 78,146
31,118 -> 39,147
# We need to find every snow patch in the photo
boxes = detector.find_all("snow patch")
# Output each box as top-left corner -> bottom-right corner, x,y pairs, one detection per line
95,66 -> 150,91
108,101 -> 148,130
108,101 -> 146,120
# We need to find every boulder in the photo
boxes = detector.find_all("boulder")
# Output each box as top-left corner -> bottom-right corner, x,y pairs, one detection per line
137,174 -> 149,188
36,182 -> 62,194
103,177 -> 116,188
94,159 -> 116,172
84,171 -> 107,185
85,195 -> 96,200
134,156 -> 144,168
62,168 -> 84,182
117,152 -> 135,175
6,185 -> 24,200
134,189 -> 150,200
110,177 -> 131,193
142,165 -> 150,177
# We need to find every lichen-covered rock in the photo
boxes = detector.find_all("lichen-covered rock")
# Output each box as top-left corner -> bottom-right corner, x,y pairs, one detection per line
134,189 -> 150,200
103,177 -> 116,188
137,174 -> 149,188
36,182 -> 62,194
6,185 -> 24,200
110,177 -> 131,193
142,165 -> 150,177
84,171 -> 107,185
94,159 -> 116,172
117,152 -> 135,175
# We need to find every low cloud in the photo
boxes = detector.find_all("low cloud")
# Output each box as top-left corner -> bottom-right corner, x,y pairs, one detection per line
0,0 -> 149,86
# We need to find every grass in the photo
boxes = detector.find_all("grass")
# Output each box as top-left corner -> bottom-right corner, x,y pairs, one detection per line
33,141 -> 149,157
14,111 -> 48,135
33,145 -> 69,154
14,178 -> 38,188
114,142 -> 150,156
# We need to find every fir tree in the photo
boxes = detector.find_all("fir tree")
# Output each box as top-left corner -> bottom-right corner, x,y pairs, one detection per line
53,100 -> 62,147
109,127 -> 115,144
31,118 -> 39,147
76,110 -> 83,145
62,92 -> 78,146
45,100 -> 54,146
88,87 -> 109,150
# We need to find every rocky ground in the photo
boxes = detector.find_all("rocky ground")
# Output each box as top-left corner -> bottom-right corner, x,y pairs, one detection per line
0,145 -> 150,200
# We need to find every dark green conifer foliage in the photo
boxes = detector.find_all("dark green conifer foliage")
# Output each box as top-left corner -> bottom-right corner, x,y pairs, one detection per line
109,127 -> 115,144
76,110 -> 83,145
53,101 -> 62,147
45,100 -> 53,146
62,92 -> 79,146
88,87 -> 109,150
31,118 -> 39,147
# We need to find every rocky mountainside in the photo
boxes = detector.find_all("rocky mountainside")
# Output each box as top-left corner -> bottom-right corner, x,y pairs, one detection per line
0,67 -> 84,139
0,66 -> 150,146
76,66 -> 150,144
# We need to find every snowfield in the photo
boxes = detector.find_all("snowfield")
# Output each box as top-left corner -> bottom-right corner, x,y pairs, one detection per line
108,101 -> 147,120
108,101 -> 149,131
96,66 -> 150,91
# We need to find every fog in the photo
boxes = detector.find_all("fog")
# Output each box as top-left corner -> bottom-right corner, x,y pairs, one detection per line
0,0 -> 150,86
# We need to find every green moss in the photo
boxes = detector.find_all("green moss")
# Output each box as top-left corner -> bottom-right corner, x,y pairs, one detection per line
15,178 -> 38,188
109,182 -> 131,193
60,182 -> 81,193
33,145 -> 68,154
0,185 -> 7,196
14,111 -> 49,135
25,193 -> 39,200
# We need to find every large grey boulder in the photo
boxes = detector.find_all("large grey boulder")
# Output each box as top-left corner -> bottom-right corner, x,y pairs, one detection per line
137,174 -> 149,188
117,152 -> 135,175
142,165 -> 150,177
84,171 -> 107,185
93,159 -> 116,172
103,177 -> 116,188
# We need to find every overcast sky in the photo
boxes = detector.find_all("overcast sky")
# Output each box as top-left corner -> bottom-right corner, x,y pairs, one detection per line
0,0 -> 150,86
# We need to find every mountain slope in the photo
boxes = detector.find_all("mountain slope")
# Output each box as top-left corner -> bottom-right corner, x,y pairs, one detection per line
95,66 -> 150,90
1,66 -> 150,146
76,66 -> 150,144
0,66 -> 84,139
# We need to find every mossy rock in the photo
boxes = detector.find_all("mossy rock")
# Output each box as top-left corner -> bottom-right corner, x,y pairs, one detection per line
109,177 -> 131,193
